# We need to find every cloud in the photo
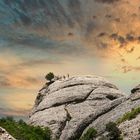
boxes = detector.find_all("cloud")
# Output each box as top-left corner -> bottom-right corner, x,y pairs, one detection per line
98,42 -> 108,49
109,33 -> 139,49
114,18 -> 121,22
17,59 -> 61,67
0,74 -> 40,89
1,0 -> 74,28
125,46 -> 135,53
68,32 -> 74,36
121,65 -> 140,73
105,14 -> 112,18
1,91 -> 35,115
94,0 -> 120,4
0,107 -> 30,117
121,66 -> 132,73
121,58 -> 126,63
118,36 -> 126,47
110,33 -> 119,40
0,26 -> 87,57
84,21 -> 98,41
14,9 -> 32,25
126,34 -> 135,42
98,32 -> 107,37
0,57 -> 46,89
0,75 -> 11,87
0,90 -> 32,118
68,0 -> 82,25
86,21 -> 97,36
131,13 -> 137,18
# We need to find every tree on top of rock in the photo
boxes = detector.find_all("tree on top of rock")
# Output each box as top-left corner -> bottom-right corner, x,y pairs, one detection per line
45,72 -> 55,82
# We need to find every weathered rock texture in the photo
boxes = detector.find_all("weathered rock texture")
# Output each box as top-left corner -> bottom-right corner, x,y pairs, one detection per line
0,127 -> 16,140
118,84 -> 140,140
29,76 -> 140,140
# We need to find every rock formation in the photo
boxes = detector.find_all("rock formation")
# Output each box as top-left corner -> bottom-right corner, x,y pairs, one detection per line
29,76 -> 140,140
0,127 -> 16,140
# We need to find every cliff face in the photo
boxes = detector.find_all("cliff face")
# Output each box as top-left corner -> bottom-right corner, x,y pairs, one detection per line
29,76 -> 140,140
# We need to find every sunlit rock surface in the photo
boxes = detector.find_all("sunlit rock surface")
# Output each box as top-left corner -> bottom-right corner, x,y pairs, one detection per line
0,127 -> 16,140
29,76 -> 140,140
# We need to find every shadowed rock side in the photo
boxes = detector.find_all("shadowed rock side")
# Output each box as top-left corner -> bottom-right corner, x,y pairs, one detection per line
0,127 -> 16,140
29,76 -> 140,140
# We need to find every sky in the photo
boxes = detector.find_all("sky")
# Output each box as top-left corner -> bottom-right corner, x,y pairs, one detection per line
0,0 -> 140,120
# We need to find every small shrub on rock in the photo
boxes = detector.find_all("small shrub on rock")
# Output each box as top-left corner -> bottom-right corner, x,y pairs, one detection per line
45,72 -> 55,86
106,122 -> 122,140
80,127 -> 97,140
45,72 -> 55,82
117,107 -> 140,124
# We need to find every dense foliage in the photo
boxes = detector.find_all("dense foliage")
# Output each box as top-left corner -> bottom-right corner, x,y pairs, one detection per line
117,107 -> 140,124
0,117 -> 51,140
80,127 -> 97,140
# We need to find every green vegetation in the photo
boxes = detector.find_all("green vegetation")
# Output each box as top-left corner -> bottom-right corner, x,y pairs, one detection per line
117,107 -> 140,124
80,128 -> 97,140
45,72 -> 55,86
45,72 -> 55,82
0,117 -> 51,140
106,122 -> 122,140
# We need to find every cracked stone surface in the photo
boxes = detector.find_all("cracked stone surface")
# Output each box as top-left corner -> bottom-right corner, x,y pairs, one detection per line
29,76 -> 140,140
0,127 -> 16,140
119,114 -> 140,140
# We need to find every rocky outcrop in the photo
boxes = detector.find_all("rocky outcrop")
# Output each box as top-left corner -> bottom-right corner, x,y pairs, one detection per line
118,84 -> 140,140
29,76 -> 140,140
119,114 -> 140,140
0,127 -> 16,140
130,84 -> 140,101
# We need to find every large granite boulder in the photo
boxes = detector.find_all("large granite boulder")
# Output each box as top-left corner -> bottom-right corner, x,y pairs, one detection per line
0,127 -> 16,140
118,84 -> 140,140
29,76 -> 140,140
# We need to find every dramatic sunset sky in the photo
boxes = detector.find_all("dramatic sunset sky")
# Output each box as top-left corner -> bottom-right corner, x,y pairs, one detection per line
0,0 -> 140,119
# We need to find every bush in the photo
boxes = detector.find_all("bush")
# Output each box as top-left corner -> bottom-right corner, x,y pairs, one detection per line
0,117 -> 51,140
80,128 -> 97,140
117,107 -> 140,124
106,122 -> 122,140
45,72 -> 54,82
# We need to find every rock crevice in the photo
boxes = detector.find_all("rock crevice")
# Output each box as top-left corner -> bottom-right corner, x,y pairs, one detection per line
66,98 -> 124,140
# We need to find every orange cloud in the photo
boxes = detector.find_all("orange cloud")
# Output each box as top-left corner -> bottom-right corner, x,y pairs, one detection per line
4,92 -> 34,110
